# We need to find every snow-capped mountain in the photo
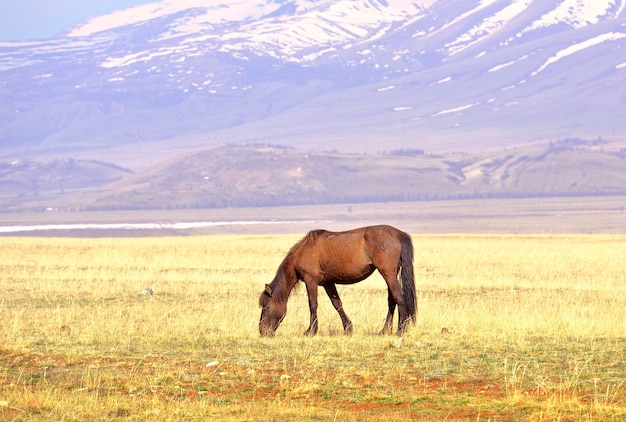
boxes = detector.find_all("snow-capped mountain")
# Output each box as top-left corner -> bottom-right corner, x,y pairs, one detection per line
1,0 -> 625,168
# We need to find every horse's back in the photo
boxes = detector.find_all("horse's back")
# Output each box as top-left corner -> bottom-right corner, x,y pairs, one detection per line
361,225 -> 409,245
304,225 -> 408,254
362,224 -> 407,236
310,225 -> 405,238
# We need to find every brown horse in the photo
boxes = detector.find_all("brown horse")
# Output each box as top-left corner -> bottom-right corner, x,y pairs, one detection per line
259,225 -> 416,336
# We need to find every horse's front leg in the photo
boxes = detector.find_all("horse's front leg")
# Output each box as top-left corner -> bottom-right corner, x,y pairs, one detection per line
323,283 -> 353,335
303,281 -> 319,336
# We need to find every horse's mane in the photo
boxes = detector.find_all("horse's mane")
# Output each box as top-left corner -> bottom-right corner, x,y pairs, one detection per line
267,230 -> 327,302
283,229 -> 326,266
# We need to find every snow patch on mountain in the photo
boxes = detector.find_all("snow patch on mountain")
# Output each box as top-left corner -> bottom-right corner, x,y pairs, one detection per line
93,0 -> 427,66
433,103 -> 476,116
432,0 -> 499,39
488,54 -> 531,72
531,31 -> 626,75
213,0 -> 424,61
68,0 -> 282,38
101,47 -> 186,68
69,0 -> 426,42
445,0 -> 533,55
522,0 -> 624,33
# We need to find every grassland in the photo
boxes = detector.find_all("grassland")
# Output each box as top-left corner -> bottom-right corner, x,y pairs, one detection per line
1,234 -> 625,421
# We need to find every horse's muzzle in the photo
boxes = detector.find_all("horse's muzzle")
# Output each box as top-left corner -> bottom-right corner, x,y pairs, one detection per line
259,324 -> 276,337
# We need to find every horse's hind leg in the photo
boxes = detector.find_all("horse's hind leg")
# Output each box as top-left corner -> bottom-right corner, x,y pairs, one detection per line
380,287 -> 396,335
323,284 -> 353,335
378,268 -> 408,335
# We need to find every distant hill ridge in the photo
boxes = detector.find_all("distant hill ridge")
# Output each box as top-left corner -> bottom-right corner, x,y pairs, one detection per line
2,140 -> 625,212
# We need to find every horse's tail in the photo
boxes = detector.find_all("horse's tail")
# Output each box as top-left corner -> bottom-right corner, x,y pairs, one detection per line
399,231 -> 417,324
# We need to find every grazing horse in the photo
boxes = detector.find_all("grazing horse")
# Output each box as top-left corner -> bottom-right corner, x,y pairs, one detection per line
258,225 -> 416,336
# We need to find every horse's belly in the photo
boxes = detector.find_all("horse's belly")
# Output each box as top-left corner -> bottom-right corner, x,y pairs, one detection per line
323,263 -> 375,284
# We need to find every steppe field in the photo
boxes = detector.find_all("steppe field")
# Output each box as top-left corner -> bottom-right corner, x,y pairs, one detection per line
1,224 -> 625,421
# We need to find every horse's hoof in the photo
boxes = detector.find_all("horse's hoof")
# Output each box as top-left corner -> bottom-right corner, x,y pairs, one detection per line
379,325 -> 393,335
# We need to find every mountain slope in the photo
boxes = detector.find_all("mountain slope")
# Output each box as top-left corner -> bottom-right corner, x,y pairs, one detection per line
0,0 -> 625,169
0,159 -> 133,199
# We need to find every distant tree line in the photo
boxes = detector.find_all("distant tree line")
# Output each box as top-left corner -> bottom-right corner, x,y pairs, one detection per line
56,189 -> 626,212
547,137 -> 608,150
4,187 -> 626,214
384,148 -> 425,156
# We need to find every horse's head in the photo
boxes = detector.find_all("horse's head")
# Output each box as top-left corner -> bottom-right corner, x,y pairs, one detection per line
258,284 -> 286,337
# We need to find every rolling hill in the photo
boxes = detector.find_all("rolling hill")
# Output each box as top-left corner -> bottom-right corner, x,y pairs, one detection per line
2,139 -> 625,212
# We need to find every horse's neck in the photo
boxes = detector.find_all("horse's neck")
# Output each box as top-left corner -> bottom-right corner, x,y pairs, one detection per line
273,262 -> 298,300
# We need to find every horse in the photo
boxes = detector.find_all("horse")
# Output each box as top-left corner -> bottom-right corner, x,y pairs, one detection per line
258,225 -> 416,336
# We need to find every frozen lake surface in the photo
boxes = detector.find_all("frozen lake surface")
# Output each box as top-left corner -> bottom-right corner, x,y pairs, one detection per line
0,220 -> 314,234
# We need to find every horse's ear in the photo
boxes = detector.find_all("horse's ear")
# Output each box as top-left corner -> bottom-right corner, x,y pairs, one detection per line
264,284 -> 273,297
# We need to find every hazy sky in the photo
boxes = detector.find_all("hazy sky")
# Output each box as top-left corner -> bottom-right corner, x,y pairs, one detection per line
0,0 -> 155,41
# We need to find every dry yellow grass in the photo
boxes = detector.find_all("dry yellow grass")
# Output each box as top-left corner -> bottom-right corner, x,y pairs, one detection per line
1,234 -> 625,420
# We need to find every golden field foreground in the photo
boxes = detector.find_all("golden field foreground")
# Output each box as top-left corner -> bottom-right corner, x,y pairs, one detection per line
1,234 -> 625,421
